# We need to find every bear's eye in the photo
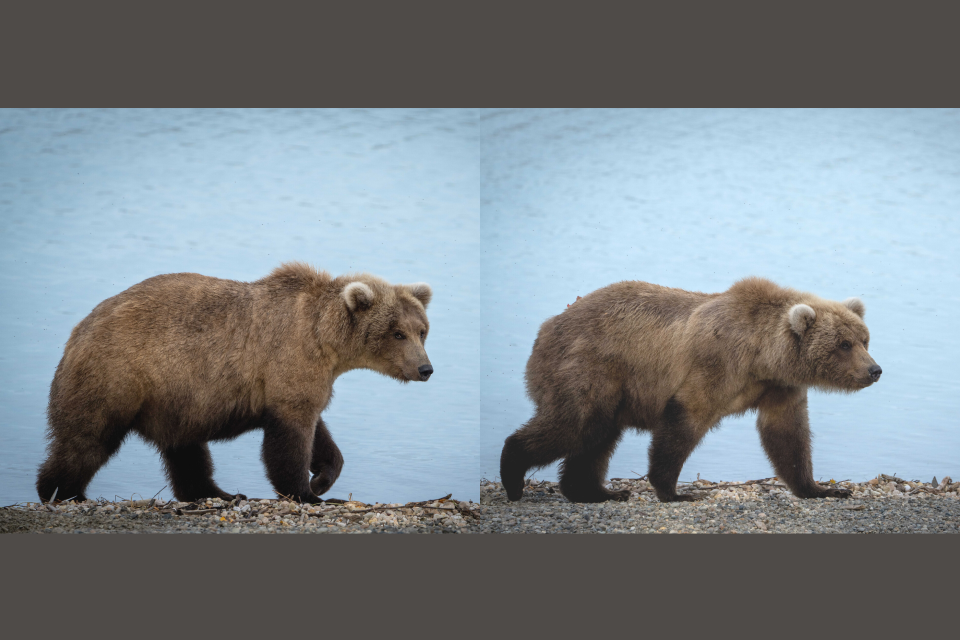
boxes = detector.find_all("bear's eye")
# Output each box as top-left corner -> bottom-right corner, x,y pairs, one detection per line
420,330 -> 425,340
840,341 -> 852,351
394,332 -> 405,340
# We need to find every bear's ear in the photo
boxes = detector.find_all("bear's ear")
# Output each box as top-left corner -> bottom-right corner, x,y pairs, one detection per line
842,297 -> 865,318
788,303 -> 817,336
342,282 -> 375,312
405,282 -> 432,309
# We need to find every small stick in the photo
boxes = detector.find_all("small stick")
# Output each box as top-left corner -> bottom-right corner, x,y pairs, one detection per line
47,487 -> 58,504
370,496 -> 455,513
305,494 -> 459,517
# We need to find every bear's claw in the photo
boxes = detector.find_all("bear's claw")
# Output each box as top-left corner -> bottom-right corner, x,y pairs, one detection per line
563,487 -> 631,503
822,487 -> 852,499
654,492 -> 702,503
504,484 -> 525,501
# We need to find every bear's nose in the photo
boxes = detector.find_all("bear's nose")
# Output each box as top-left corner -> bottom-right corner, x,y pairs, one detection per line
868,364 -> 882,381
418,364 -> 433,381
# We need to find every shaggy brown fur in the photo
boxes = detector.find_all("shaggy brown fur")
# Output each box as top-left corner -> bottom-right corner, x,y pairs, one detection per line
501,277 -> 881,503
37,262 -> 433,504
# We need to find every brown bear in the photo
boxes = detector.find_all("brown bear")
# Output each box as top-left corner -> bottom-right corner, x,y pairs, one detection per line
36,262 -> 433,504
500,277 -> 881,503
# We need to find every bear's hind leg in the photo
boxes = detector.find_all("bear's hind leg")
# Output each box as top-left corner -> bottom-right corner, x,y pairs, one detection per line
309,416 -> 343,496
648,400 -> 707,502
162,443 -> 246,502
500,412 -> 569,501
36,431 -> 125,503
558,425 -> 628,503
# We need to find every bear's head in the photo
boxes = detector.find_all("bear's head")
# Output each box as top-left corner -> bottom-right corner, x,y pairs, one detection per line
788,296 -> 881,391
341,278 -> 433,382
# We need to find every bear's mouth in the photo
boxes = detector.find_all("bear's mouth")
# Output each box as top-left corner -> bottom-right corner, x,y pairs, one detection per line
392,366 -> 418,383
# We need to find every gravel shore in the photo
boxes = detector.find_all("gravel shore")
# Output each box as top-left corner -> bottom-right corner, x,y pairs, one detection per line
474,475 -> 960,534
4,475 -> 957,534
1,494 -> 483,534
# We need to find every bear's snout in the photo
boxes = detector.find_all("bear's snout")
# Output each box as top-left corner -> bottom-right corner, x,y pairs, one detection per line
868,364 -> 882,382
418,364 -> 434,381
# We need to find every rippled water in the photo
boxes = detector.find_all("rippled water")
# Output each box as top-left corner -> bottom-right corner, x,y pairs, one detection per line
2,109 -> 958,508
0,109 -> 481,505
478,108 -> 960,486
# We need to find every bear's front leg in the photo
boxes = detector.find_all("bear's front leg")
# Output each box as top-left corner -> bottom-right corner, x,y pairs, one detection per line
309,416 -> 344,496
756,387 -> 852,500
261,411 -> 323,504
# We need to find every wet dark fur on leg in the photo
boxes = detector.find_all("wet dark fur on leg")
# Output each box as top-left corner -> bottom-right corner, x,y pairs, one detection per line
309,416 -> 344,496
647,400 -> 704,502
558,440 -> 630,503
36,385 -> 130,503
162,443 -> 246,502
756,387 -> 851,499
501,409 -> 630,503
500,415 -> 566,501
36,434 -> 125,504
261,411 -> 322,504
